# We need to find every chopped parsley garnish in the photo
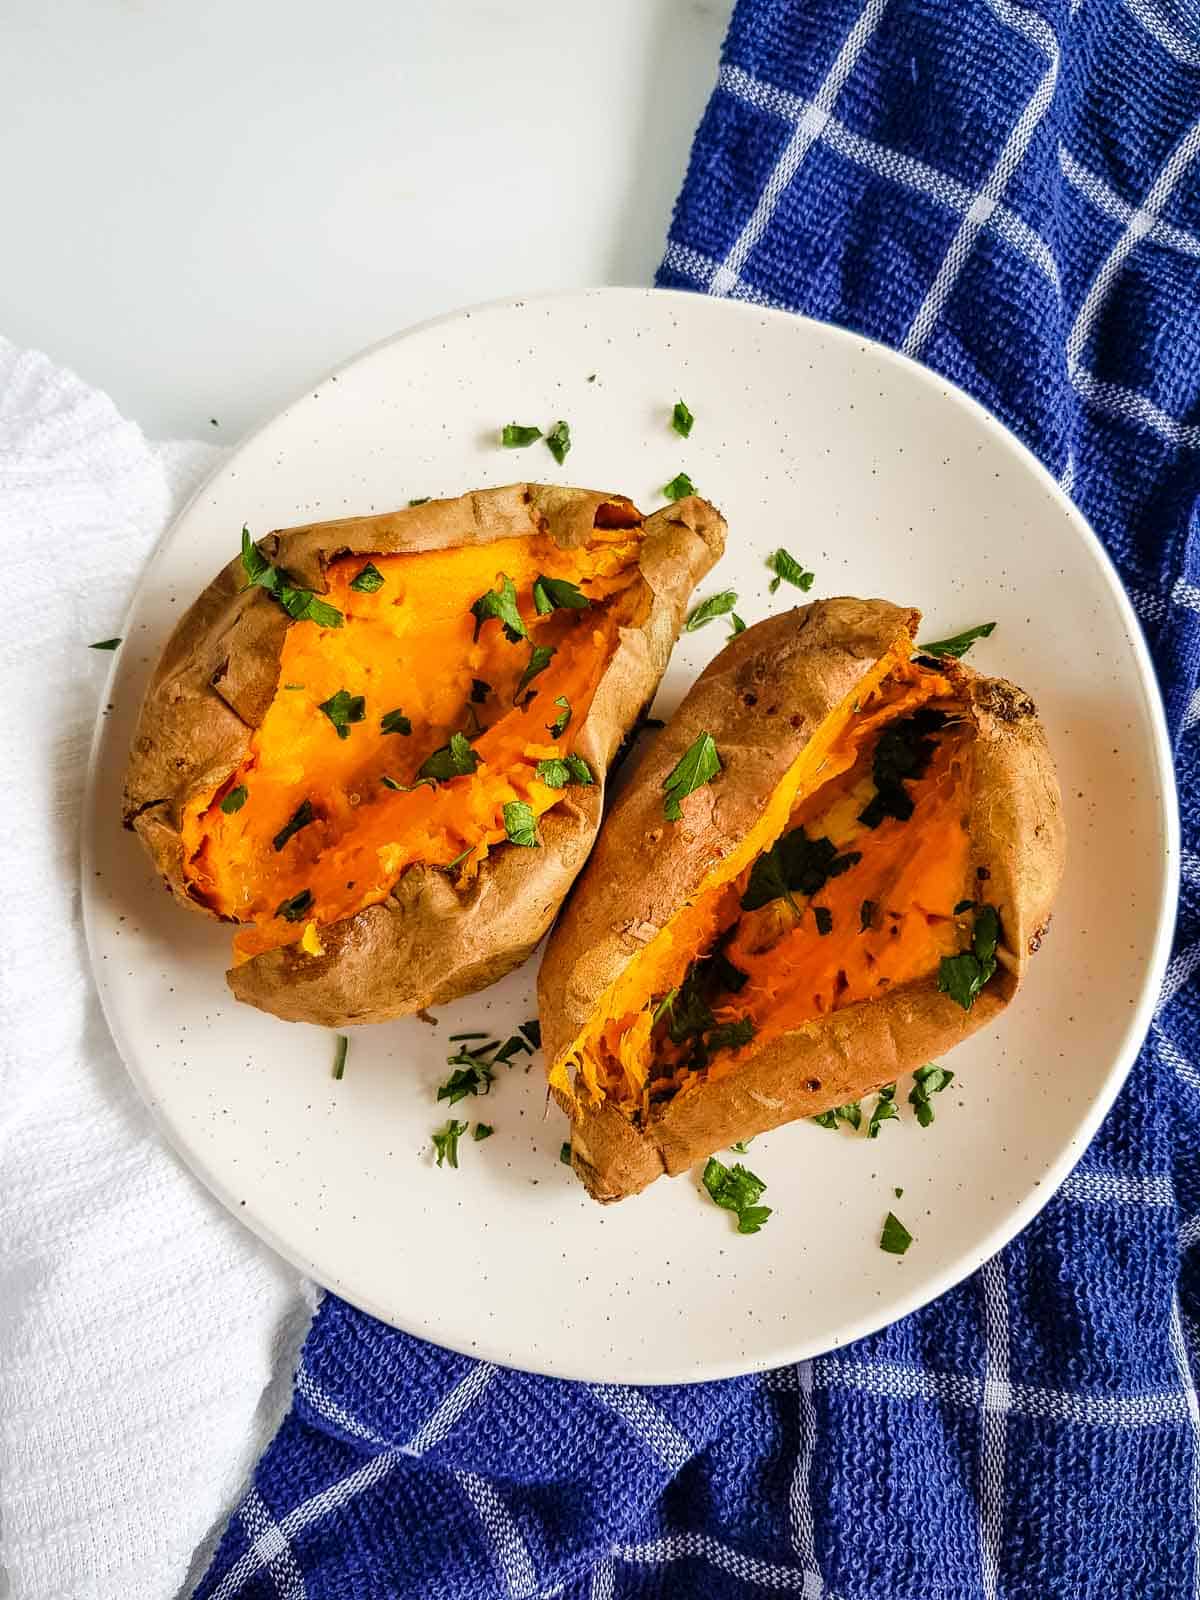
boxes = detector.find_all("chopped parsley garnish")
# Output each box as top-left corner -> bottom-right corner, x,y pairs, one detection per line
880,1211 -> 913,1255
535,754 -> 592,788
89,637 -> 121,650
515,643 -> 556,701
860,900 -> 876,932
381,774 -> 436,793
547,695 -> 571,738
658,952 -> 753,1070
730,1138 -> 753,1153
438,1059 -> 495,1105
332,1034 -> 349,1080
918,621 -> 996,659
662,731 -> 721,822
954,898 -> 976,915
814,906 -> 834,936
867,1083 -> 899,1138
766,548 -> 814,594
273,799 -> 315,852
240,526 -> 343,629
318,689 -> 366,740
729,613 -> 746,637
938,904 -> 1000,1011
813,1101 -> 863,1131
707,1017 -> 756,1052
560,1142 -> 572,1166
380,708 -> 412,736
348,562 -> 385,593
858,709 -> 945,829
220,785 -> 248,814
441,847 -> 474,873
651,989 -> 677,1024
546,420 -> 571,464
503,800 -> 539,847
685,590 -> 739,631
909,1062 -> 955,1127
275,888 -> 313,921
473,1123 -> 494,1141
470,574 -> 527,643
408,496 -> 432,506
532,574 -> 590,615
672,399 -> 694,438
702,1157 -> 771,1234
663,471 -> 696,501
519,1019 -> 541,1049
501,423 -> 542,447
433,1119 -> 469,1168
741,827 -> 861,914
470,678 -> 492,704
418,732 -> 480,782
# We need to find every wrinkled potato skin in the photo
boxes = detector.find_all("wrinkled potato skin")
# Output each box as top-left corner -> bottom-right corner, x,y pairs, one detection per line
539,599 -> 1065,1202
123,485 -> 726,1025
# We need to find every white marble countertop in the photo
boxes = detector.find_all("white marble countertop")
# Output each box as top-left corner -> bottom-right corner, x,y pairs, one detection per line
2,0 -> 730,439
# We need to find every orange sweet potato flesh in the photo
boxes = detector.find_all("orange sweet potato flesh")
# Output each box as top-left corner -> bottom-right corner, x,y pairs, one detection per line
180,526 -> 644,960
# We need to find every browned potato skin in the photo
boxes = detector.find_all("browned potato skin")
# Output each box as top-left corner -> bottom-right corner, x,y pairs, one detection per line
538,599 -> 1065,1202
123,484 -> 726,1025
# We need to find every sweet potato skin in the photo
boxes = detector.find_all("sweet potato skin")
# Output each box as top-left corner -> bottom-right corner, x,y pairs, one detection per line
539,599 -> 1065,1202
123,484 -> 726,1024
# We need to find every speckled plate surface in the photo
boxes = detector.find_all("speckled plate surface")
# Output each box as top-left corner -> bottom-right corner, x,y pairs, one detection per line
82,288 -> 1177,1383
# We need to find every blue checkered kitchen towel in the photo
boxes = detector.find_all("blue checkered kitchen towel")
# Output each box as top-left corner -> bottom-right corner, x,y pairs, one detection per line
196,3 -> 1200,1596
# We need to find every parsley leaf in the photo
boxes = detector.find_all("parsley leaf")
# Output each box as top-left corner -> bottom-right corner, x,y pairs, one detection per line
89,637 -> 121,650
470,575 -> 527,643
318,689 -> 366,740
814,906 -> 834,936
858,709 -> 945,829
938,904 -> 1000,1010
685,590 -> 738,631
766,548 -> 814,594
730,1138 -> 753,1153
438,1059 -> 495,1105
707,1017 -> 756,1053
381,774 -> 435,793
275,888 -> 313,921
918,621 -> 996,659
502,423 -> 541,447
880,1211 -> 913,1255
662,731 -> 721,822
220,785 -> 248,814
240,526 -> 344,629
433,1119 -> 469,1168
418,732 -> 480,782
532,574 -> 590,615
564,753 -> 593,785
741,827 -> 861,913
547,695 -> 571,738
703,1157 -> 771,1234
535,758 -> 570,789
909,1062 -> 955,1127
672,399 -> 694,438
520,1019 -> 541,1049
349,562 -> 385,593
813,1102 -> 862,1131
560,1142 -> 573,1166
515,643 -> 556,701
473,1123 -> 494,1141
663,471 -> 696,501
380,708 -> 412,736
729,613 -> 746,637
408,496 -> 432,506
332,1034 -> 349,1080
503,800 -> 539,848
273,800 -> 315,852
546,420 -> 571,464
867,1083 -> 899,1138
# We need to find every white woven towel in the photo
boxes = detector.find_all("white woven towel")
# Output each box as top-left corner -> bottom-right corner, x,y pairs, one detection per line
0,340 -> 306,1600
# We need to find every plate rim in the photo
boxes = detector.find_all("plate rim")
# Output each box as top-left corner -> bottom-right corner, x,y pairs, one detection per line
81,285 -> 1181,1382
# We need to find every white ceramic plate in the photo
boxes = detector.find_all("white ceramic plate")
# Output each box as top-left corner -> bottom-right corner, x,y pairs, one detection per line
83,288 -> 1177,1384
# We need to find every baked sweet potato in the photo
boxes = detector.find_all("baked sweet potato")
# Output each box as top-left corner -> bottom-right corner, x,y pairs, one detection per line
539,597 -> 1064,1201
123,484 -> 725,1025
